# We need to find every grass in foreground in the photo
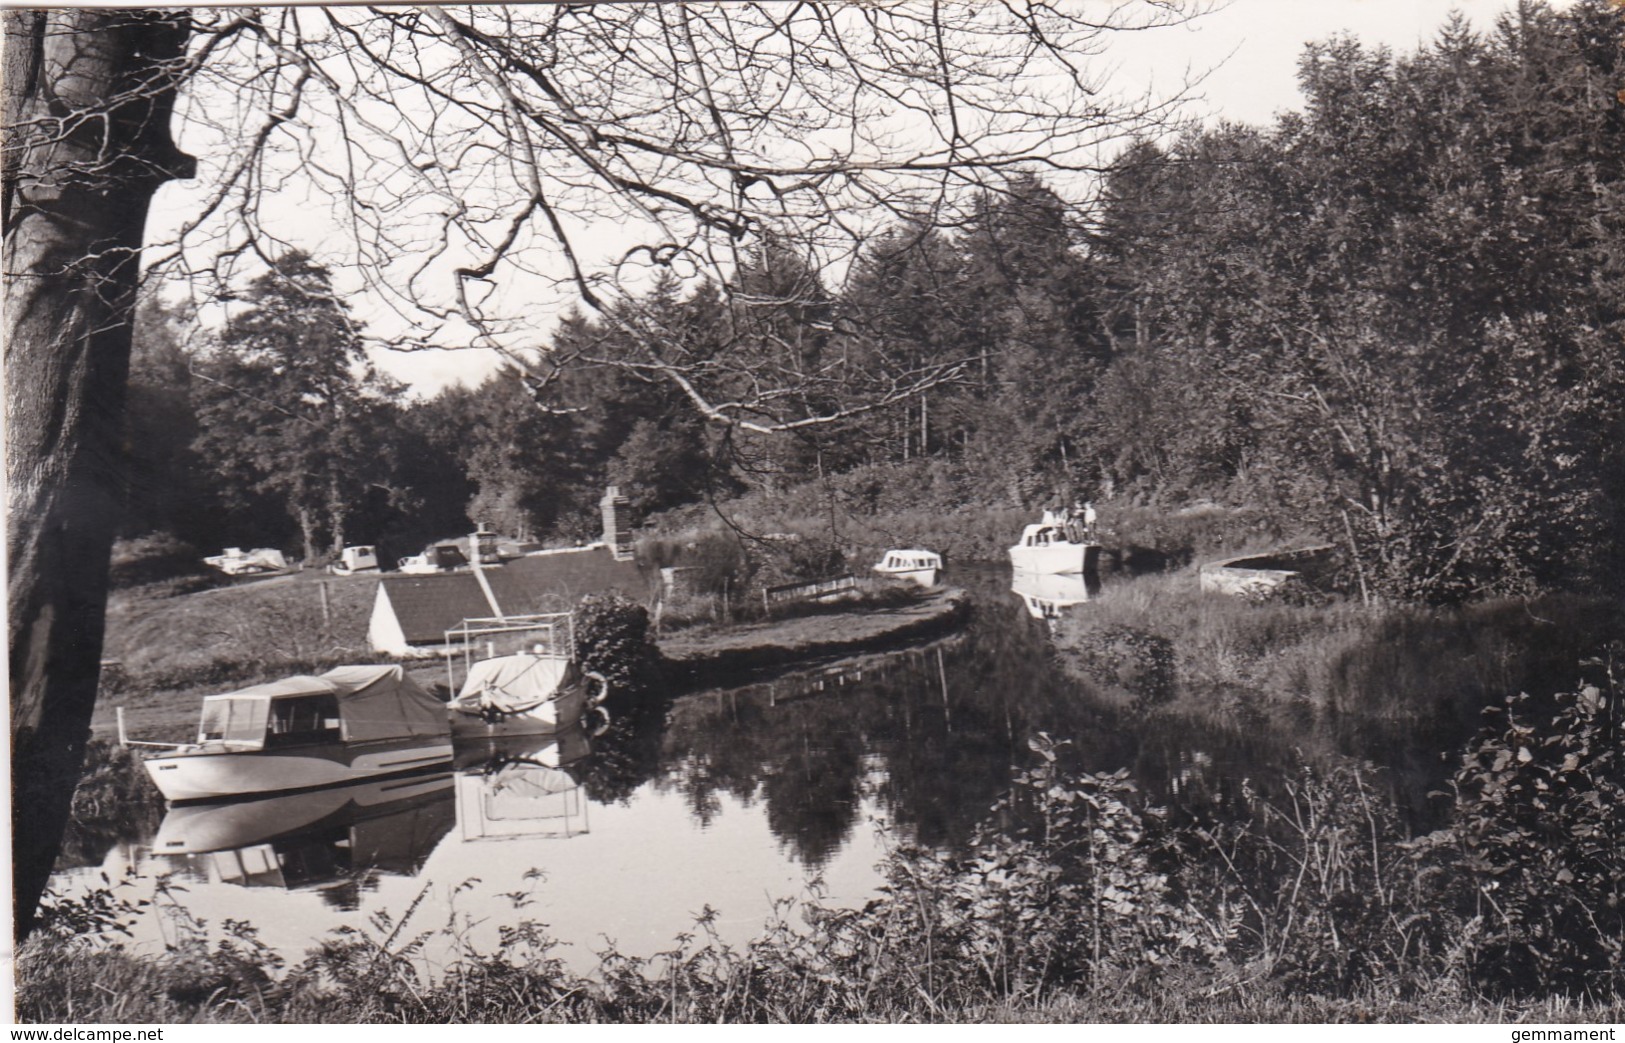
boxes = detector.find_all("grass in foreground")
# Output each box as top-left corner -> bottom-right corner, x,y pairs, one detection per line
15,936 -> 1621,1024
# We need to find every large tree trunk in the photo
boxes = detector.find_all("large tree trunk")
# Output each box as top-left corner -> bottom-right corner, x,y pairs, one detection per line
4,8 -> 192,940
328,476 -> 346,556
298,506 -> 318,563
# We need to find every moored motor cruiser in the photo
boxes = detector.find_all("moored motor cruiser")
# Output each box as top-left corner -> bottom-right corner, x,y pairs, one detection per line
143,665 -> 453,803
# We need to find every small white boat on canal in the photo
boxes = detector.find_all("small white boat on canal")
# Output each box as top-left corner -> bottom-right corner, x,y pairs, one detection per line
1008,509 -> 1098,575
142,665 -> 453,803
444,613 -> 610,741
873,548 -> 942,587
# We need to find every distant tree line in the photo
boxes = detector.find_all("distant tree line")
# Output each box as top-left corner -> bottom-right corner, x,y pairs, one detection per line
124,0 -> 1622,603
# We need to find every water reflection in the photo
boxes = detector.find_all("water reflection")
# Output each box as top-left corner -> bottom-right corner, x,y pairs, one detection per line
1011,569 -> 1100,621
151,772 -> 455,908
453,731 -> 592,842
58,564 -> 1482,967
657,634 -> 1063,861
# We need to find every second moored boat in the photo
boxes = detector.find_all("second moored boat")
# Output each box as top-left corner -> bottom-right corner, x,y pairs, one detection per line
442,612 -> 610,741
873,549 -> 943,587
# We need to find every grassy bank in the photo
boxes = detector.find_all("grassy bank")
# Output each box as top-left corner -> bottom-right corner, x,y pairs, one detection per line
1048,569 -> 1623,721
650,496 -> 1045,567
96,573 -> 386,744
659,586 -> 970,689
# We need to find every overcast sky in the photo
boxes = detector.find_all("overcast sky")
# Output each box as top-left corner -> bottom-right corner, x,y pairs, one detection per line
1117,0 -> 1548,128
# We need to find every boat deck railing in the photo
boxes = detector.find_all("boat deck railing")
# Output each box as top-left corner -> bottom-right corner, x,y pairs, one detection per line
443,612 -> 576,691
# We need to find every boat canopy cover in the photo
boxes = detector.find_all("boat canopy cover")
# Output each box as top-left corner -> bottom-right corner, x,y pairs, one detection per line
449,655 -> 574,716
198,665 -> 446,744
479,764 -> 581,816
322,664 -> 447,741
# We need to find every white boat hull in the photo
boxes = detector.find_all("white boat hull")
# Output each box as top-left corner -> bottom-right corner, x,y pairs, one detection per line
1008,542 -> 1094,575
449,685 -> 591,740
874,565 -> 938,587
873,549 -> 943,588
152,773 -> 455,854
145,740 -> 453,803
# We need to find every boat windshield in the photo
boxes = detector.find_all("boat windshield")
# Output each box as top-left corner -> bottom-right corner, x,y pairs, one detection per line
265,694 -> 342,748
198,696 -> 271,746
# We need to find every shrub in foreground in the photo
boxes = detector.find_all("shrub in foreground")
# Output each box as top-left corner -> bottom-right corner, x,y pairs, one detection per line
1415,657 -> 1622,999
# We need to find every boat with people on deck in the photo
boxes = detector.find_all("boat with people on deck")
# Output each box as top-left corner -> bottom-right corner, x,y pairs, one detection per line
1008,503 -> 1099,575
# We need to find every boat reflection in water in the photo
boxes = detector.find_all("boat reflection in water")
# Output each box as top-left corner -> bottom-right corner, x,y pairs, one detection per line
1011,568 -> 1101,622
453,727 -> 593,842
150,772 -> 455,898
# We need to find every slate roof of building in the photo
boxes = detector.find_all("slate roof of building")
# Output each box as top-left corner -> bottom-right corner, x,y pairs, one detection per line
379,546 -> 650,645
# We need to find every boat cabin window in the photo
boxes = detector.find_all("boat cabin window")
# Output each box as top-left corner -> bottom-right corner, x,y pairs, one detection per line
264,694 -> 343,748
198,697 -> 270,745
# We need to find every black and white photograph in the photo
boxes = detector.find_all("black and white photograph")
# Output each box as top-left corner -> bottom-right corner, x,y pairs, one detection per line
5,0 -> 1622,1026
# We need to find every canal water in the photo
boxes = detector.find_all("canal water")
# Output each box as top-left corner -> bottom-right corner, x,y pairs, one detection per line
50,567 -> 1468,974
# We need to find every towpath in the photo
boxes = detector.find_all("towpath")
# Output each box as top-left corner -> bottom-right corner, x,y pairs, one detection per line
657,587 -> 970,689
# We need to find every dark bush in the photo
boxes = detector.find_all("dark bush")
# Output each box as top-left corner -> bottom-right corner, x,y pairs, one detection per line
109,533 -> 216,592
1061,623 -> 1177,704
575,591 -> 665,714
639,531 -> 755,596
57,741 -> 165,869
1418,652 -> 1623,998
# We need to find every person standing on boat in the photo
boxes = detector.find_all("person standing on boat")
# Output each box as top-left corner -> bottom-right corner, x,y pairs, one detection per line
1065,500 -> 1084,543
1065,500 -> 1095,543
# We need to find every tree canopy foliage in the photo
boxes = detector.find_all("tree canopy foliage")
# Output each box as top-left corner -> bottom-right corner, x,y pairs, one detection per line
1085,1 -> 1624,601
126,1 -> 1624,610
190,252 -> 400,559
